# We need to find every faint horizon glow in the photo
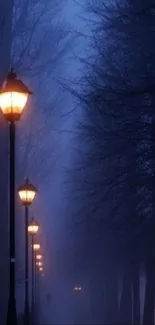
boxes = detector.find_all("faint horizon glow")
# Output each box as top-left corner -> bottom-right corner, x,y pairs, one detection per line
73,286 -> 82,291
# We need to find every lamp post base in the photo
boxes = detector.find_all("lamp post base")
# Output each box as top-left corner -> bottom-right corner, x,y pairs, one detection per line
6,297 -> 18,325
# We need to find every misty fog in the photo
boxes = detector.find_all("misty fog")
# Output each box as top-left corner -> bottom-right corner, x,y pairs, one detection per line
1,0 -> 155,324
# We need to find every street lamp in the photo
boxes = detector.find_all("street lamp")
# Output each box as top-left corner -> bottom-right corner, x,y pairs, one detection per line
28,219 -> 39,324
0,69 -> 32,325
18,179 -> 37,325
28,219 -> 39,236
18,179 -> 37,206
36,261 -> 42,267
36,254 -> 42,260
36,261 -> 40,266
33,243 -> 40,251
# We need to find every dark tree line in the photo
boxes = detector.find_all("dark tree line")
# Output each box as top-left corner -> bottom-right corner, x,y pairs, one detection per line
65,0 -> 155,324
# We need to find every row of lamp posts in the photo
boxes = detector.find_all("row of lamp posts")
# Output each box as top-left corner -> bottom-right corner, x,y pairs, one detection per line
0,69 -> 44,325
18,180 -> 43,325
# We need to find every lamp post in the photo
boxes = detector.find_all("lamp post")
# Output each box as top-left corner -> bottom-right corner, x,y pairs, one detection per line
28,220 -> 39,324
18,179 -> 37,325
35,259 -> 43,323
35,253 -> 42,306
33,243 -> 40,324
0,69 -> 32,325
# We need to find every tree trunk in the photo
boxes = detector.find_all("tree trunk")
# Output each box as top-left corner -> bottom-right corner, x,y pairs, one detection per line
89,277 -> 106,324
143,259 -> 155,325
104,272 -> 118,324
132,261 -> 140,325
119,265 -> 132,324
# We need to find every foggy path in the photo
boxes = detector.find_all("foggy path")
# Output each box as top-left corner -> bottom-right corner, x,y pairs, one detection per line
1,0 -> 155,324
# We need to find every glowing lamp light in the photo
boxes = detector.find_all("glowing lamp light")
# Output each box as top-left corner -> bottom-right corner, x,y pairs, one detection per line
33,243 -> 40,251
39,267 -> 43,272
37,261 -> 42,267
0,69 -> 32,121
28,219 -> 39,236
36,254 -> 42,260
18,178 -> 37,206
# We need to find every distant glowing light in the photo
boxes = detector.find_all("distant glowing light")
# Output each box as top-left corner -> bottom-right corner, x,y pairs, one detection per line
74,286 -> 82,291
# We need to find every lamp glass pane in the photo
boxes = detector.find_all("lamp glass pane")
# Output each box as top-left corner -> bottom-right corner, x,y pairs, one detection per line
28,224 -> 39,235
19,190 -> 36,204
0,91 -> 28,116
33,244 -> 40,250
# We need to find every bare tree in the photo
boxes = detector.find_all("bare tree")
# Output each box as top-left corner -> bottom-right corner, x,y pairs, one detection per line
11,0 -> 72,182
11,0 -> 72,312
64,0 -> 155,324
